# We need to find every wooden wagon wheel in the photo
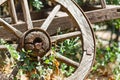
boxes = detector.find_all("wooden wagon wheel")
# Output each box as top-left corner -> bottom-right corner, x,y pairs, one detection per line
0,0 -> 96,80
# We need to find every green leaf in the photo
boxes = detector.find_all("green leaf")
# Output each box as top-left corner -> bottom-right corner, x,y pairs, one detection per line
6,45 -> 20,60
31,74 -> 39,79
44,59 -> 50,64
32,0 -> 43,10
49,55 -> 55,61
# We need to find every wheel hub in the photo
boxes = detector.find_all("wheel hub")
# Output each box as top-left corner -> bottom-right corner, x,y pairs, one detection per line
18,28 -> 51,57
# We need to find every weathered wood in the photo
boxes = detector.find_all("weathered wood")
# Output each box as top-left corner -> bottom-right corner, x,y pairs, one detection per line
86,5 -> 120,23
1,5 -> 120,40
17,10 -> 47,21
0,16 -> 73,39
8,0 -> 18,23
51,31 -> 81,42
40,5 -> 61,30
67,51 -> 94,80
0,0 -> 7,5
100,0 -> 106,8
0,18 -> 22,38
16,5 -> 120,24
56,53 -> 79,68
20,0 -> 33,30
0,0 -> 96,79
55,0 -> 95,80
9,62 -> 24,80
5,5 -> 120,24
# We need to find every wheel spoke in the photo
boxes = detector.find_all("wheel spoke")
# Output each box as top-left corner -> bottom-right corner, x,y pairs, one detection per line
0,18 -> 22,38
56,53 -> 79,68
40,5 -> 61,31
20,0 -> 33,30
8,0 -> 18,24
9,62 -> 24,79
100,0 -> 106,8
50,31 -> 81,42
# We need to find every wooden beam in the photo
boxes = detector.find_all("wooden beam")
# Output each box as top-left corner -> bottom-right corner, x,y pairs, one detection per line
15,5 -> 120,24
0,5 -> 120,40
0,16 -> 73,39
86,5 -> 120,23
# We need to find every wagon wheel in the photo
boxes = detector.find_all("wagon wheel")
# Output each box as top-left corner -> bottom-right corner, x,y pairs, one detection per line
0,0 -> 96,80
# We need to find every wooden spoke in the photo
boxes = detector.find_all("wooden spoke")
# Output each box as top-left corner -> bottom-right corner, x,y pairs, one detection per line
50,31 -> 81,42
40,5 -> 61,31
0,18 -> 22,38
9,62 -> 24,79
0,0 -> 96,79
20,0 -> 33,30
100,0 -> 106,8
8,0 -> 18,23
0,0 -> 7,5
56,53 -> 79,68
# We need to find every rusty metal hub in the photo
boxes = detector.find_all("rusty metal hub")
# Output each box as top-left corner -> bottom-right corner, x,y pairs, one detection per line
18,28 -> 51,57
